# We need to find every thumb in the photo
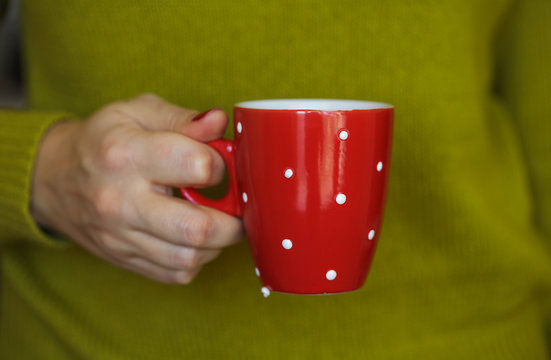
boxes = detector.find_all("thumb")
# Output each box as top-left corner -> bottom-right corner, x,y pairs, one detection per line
180,108 -> 229,142
119,93 -> 228,141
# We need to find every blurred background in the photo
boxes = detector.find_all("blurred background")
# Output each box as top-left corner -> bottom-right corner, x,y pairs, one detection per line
0,0 -> 23,108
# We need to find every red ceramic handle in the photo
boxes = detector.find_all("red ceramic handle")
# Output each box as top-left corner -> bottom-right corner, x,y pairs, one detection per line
179,139 -> 242,217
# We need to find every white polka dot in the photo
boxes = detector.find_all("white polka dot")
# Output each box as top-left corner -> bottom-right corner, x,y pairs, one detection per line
255,267 -> 260,277
326,270 -> 337,281
261,287 -> 271,298
242,192 -> 248,203
336,193 -> 347,205
377,161 -> 383,172
339,130 -> 349,140
368,229 -> 375,240
282,239 -> 293,250
236,122 -> 243,134
284,168 -> 294,178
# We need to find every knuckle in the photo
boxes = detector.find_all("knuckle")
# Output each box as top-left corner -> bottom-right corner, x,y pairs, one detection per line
186,149 -> 215,184
102,101 -> 135,119
116,93 -> 160,112
172,248 -> 201,269
99,138 -> 133,171
166,109 -> 191,125
92,188 -> 123,219
100,101 -> 126,114
137,93 -> 165,112
166,108 -> 200,131
180,213 -> 213,247
136,92 -> 159,102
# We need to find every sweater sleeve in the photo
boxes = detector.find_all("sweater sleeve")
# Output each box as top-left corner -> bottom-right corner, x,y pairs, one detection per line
0,110 -> 74,247
496,0 -> 551,240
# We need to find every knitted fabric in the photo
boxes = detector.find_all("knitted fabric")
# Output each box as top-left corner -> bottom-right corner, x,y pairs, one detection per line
0,0 -> 550,358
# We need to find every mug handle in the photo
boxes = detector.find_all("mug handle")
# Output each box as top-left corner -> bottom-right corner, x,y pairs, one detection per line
179,139 -> 243,217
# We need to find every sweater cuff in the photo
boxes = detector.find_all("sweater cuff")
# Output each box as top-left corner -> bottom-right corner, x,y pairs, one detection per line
0,110 -> 77,247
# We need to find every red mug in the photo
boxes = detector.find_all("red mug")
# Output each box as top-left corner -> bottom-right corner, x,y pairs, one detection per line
182,99 -> 394,295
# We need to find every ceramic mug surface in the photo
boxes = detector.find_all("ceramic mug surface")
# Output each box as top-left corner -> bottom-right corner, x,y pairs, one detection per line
182,99 -> 393,295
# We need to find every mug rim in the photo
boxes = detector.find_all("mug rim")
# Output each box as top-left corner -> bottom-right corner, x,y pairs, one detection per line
235,98 -> 393,111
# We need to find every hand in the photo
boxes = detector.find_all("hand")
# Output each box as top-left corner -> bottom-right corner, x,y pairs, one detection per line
31,93 -> 243,284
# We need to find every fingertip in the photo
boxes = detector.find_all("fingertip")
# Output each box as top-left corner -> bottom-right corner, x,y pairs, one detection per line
199,204 -> 245,246
191,108 -> 223,122
192,145 -> 226,187
184,108 -> 229,142
200,108 -> 228,130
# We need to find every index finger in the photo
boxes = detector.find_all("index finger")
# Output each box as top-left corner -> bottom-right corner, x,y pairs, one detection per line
131,130 -> 225,188
116,93 -> 228,140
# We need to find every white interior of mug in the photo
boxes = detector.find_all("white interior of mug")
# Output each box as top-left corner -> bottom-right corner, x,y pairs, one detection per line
235,99 -> 393,111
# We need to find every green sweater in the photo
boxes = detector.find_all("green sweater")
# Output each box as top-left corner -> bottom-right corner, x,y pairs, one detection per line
1,0 -> 551,359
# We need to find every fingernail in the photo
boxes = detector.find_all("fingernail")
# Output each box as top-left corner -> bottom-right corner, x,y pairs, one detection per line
192,108 -> 221,122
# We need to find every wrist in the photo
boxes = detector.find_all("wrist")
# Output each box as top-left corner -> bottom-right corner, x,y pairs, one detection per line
30,120 -> 82,230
